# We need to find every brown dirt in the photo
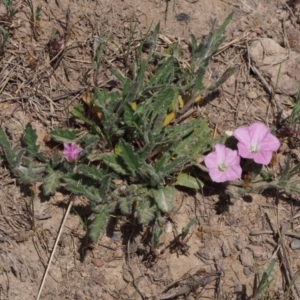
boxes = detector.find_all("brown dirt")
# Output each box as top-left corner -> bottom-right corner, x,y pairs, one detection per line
2,0 -> 300,299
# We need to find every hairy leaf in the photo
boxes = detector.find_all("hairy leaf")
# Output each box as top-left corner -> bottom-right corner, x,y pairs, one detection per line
147,22 -> 160,60
50,129 -> 78,143
139,163 -> 162,187
2,146 -> 17,169
118,196 -> 133,215
100,174 -> 111,199
13,164 -> 45,184
101,154 -> 129,175
23,123 -> 41,159
174,173 -> 203,189
89,205 -> 111,242
149,57 -> 175,86
173,120 -> 211,159
164,119 -> 202,142
152,87 -> 176,131
290,84 -> 300,127
116,139 -> 142,175
152,186 -> 174,213
191,12 -> 234,92
163,156 -> 190,176
72,104 -> 96,127
136,198 -> 156,224
77,164 -> 104,181
0,127 -> 11,149
43,167 -> 61,196
155,152 -> 171,173
63,177 -> 101,202
110,68 -> 127,85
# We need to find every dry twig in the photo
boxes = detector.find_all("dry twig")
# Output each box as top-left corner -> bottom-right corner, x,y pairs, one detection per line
36,195 -> 76,300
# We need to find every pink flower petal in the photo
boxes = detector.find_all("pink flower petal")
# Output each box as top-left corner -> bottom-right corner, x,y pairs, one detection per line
63,142 -> 71,151
253,151 -> 273,165
215,144 -> 226,164
209,168 -> 226,182
230,165 -> 243,178
234,122 -> 280,164
237,142 -> 255,160
204,144 -> 242,183
248,123 -> 269,144
223,148 -> 239,166
233,126 -> 251,146
204,152 -> 218,169
259,133 -> 280,152
63,142 -> 83,162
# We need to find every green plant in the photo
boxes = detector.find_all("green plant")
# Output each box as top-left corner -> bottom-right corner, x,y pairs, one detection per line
0,25 -> 8,46
283,267 -> 300,299
0,14 -> 236,242
169,218 -> 196,256
33,5 -> 42,22
278,84 -> 300,137
253,259 -> 276,300
2,0 -> 15,17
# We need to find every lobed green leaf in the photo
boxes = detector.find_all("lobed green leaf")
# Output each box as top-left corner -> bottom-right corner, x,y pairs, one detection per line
50,129 -> 78,143
100,153 -> 129,175
43,166 -> 61,196
115,139 -> 142,175
136,198 -> 156,224
23,123 -> 40,158
89,205 -> 111,242
174,173 -> 203,189
152,186 -> 175,213
77,164 -> 104,181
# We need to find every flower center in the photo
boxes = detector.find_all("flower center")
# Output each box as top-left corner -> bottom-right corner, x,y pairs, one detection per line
249,144 -> 259,153
218,163 -> 228,172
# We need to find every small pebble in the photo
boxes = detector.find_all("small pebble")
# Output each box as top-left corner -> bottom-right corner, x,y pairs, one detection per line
75,290 -> 85,300
197,248 -> 222,261
108,242 -> 118,250
113,248 -> 124,258
176,13 -> 190,22
94,273 -> 107,285
92,258 -> 105,267
111,232 -> 121,241
247,91 -> 257,99
102,292 -> 113,300
291,239 -> 300,250
243,266 -> 252,275
239,249 -> 254,267
222,240 -> 232,257
235,238 -> 248,251
165,221 -> 173,233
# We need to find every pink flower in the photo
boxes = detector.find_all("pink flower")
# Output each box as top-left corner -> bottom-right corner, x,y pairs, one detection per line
204,144 -> 242,183
63,142 -> 83,162
233,122 -> 280,165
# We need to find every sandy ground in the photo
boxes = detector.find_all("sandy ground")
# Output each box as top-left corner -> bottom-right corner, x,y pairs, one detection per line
1,0 -> 300,299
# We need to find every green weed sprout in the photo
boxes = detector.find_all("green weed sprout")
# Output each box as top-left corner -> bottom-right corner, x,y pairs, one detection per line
278,84 -> 300,137
253,259 -> 276,300
289,84 -> 300,131
168,218 -> 196,256
33,5 -> 42,22
2,0 -> 15,17
0,25 -> 8,46
181,218 -> 197,240
151,216 -> 164,255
